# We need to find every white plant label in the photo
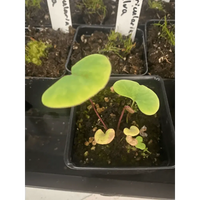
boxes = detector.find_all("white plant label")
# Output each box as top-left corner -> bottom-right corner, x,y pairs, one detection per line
161,0 -> 170,2
115,0 -> 143,41
47,0 -> 72,32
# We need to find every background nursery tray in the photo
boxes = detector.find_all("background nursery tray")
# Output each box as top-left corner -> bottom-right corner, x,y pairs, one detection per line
65,25 -> 148,76
145,19 -> 178,78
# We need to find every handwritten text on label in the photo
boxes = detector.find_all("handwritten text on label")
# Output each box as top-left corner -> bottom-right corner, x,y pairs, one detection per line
115,0 -> 143,41
47,0 -> 72,32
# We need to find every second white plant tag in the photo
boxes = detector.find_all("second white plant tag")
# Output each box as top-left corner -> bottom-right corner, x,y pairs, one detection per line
115,0 -> 143,41
47,0 -> 72,32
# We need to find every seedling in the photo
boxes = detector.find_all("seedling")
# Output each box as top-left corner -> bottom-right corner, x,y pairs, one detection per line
148,0 -> 164,12
94,129 -> 115,145
124,125 -> 139,137
25,39 -> 52,66
113,79 -> 159,148
76,0 -> 107,24
154,16 -> 175,46
42,57 -> 159,150
126,136 -> 146,150
100,30 -> 135,59
124,126 -> 146,150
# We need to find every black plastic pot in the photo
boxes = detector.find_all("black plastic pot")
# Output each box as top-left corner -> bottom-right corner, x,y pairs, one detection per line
22,25 -> 77,79
145,19 -> 178,78
70,0 -> 118,26
64,76 -> 175,172
25,77 -> 70,148
65,25 -> 148,76
163,79 -> 178,132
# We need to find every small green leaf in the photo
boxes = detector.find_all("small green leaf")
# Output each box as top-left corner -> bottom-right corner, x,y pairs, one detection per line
94,128 -> 115,145
136,136 -> 143,143
42,54 -> 111,108
123,126 -> 139,136
135,142 -> 146,150
135,136 -> 146,150
113,80 -> 160,115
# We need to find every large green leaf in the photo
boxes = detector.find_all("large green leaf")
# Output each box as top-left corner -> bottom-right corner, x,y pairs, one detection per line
42,54 -> 111,108
113,80 -> 159,115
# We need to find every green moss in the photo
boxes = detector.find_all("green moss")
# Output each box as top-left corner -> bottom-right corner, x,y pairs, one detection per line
148,0 -> 164,12
25,0 -> 42,9
25,40 -> 52,66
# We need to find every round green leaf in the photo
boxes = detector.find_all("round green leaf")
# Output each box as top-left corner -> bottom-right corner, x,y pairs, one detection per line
135,142 -> 146,150
136,136 -> 143,143
113,80 -> 159,115
123,126 -> 139,136
42,54 -> 111,108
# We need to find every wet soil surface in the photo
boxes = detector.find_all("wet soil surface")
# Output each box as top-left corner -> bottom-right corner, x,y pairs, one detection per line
72,87 -> 168,168
70,31 -> 146,75
25,26 -> 76,77
147,22 -> 175,78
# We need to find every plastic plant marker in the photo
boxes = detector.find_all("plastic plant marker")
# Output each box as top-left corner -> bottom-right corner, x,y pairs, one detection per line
42,54 -> 111,108
113,80 -> 160,115
94,128 -> 115,145
115,0 -> 144,41
123,126 -> 140,136
46,0 -> 72,32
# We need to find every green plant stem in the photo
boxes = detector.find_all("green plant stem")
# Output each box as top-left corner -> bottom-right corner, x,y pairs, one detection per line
89,98 -> 107,130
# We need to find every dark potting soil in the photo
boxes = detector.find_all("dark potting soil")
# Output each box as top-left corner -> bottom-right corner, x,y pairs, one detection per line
25,0 -> 175,27
147,22 -> 175,79
139,1 -> 175,24
70,31 -> 145,75
70,0 -> 119,25
25,26 -> 76,77
72,87 -> 167,167
25,0 -> 51,26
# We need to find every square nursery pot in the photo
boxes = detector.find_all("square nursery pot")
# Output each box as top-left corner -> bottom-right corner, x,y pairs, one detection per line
22,78 -> 70,147
162,79 -> 175,126
145,19 -> 175,79
145,20 -> 175,126
25,0 -> 51,27
64,76 -> 175,173
22,26 -> 75,79
25,26 -> 75,144
139,1 -> 175,25
69,0 -> 119,26
25,0 -> 119,27
65,25 -> 148,76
